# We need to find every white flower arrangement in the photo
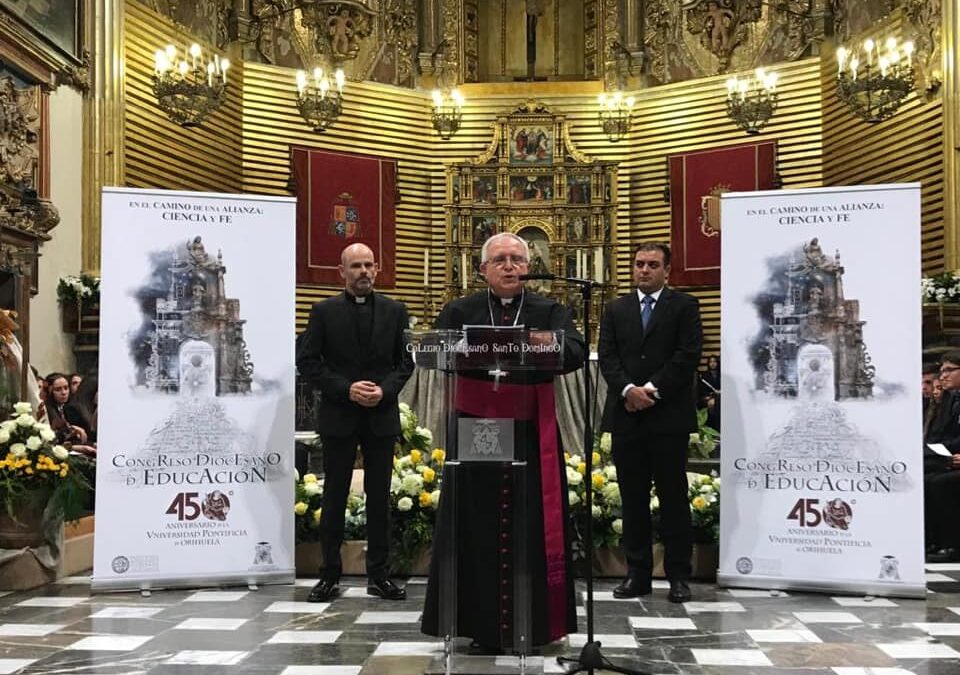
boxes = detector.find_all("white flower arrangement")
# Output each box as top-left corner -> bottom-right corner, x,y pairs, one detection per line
56,274 -> 100,304
922,271 -> 960,304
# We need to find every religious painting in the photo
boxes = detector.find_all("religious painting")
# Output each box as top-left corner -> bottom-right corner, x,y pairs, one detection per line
452,175 -> 461,202
510,175 -> 553,201
567,175 -> 591,204
566,215 -> 588,242
668,140 -> 777,287
472,175 -> 497,204
517,225 -> 550,293
509,126 -> 553,164
471,215 -> 497,243
291,145 -> 397,287
0,0 -> 83,63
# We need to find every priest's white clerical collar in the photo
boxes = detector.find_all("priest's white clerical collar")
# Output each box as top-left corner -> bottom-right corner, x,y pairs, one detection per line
347,292 -> 370,304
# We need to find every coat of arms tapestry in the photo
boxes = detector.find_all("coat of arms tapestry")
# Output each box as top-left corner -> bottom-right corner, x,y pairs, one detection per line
668,140 -> 777,287
291,146 -> 398,287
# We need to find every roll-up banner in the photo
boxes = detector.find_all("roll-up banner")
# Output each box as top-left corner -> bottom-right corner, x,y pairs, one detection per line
93,188 -> 296,592
718,184 -> 924,598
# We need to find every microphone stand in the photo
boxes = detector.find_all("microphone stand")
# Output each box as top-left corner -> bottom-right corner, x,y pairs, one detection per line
521,274 -> 647,675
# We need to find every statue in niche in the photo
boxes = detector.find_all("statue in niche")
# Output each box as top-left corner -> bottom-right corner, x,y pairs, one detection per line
328,8 -> 357,59
704,1 -> 734,54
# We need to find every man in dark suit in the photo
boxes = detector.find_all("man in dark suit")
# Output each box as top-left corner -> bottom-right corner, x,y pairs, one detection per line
297,243 -> 414,601
598,242 -> 702,603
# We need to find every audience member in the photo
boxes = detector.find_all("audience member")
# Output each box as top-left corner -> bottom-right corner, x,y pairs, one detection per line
69,372 -> 83,395
698,354 -> 721,431
924,351 -> 960,561
44,372 -> 87,445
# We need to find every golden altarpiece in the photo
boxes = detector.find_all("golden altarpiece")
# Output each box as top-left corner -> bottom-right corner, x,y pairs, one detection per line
444,101 -> 617,329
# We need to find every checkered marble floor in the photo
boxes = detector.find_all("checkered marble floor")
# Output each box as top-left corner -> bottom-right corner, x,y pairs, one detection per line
3,567 -> 960,674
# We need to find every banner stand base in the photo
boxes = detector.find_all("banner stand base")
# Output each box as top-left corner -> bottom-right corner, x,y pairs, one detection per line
91,569 -> 295,594
717,573 -> 926,599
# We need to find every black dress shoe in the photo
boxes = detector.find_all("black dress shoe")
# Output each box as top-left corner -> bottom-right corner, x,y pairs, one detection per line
927,548 -> 960,563
367,577 -> 407,600
307,578 -> 339,602
668,580 -> 691,603
469,639 -> 504,656
612,576 -> 652,598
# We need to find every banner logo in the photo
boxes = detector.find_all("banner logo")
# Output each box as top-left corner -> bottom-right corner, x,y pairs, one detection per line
330,192 -> 360,238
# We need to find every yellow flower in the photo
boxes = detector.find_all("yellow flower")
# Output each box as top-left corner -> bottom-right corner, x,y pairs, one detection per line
592,472 -> 605,489
691,495 -> 707,511
313,508 -> 322,523
410,449 -> 422,464
25,467 -> 33,474
303,473 -> 318,484
592,451 -> 601,466
577,462 -> 586,475
294,501 -> 308,515
564,451 -> 571,462
419,492 -> 432,507
422,467 -> 436,483
431,448 -> 446,463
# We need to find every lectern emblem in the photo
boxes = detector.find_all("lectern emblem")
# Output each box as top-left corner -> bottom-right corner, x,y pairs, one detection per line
878,555 -> 900,581
471,419 -> 503,456
253,541 -> 273,566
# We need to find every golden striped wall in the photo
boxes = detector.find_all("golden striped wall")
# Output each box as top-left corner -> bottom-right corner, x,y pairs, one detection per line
124,0 -> 242,194
122,1 -> 831,355
821,13 -> 945,274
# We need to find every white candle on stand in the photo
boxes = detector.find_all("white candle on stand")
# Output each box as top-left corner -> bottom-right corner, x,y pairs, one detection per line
594,246 -> 603,282
424,249 -> 429,286
576,250 -> 583,278
461,252 -> 468,290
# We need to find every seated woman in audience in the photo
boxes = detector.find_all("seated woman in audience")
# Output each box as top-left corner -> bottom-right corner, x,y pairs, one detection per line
44,372 -> 87,445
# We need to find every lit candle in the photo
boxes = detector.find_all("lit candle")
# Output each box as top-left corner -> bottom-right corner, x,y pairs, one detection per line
863,39 -> 874,66
837,47 -> 847,74
220,59 -> 229,84
904,41 -> 914,65
423,249 -> 429,286
461,252 -> 468,290
207,62 -> 214,87
189,43 -> 200,70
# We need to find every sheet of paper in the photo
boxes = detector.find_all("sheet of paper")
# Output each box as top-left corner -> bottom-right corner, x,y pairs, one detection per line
928,443 -> 952,457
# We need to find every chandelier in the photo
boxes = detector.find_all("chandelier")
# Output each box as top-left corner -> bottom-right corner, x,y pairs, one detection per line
725,68 -> 779,134
836,38 -> 915,123
295,67 -> 346,132
431,89 -> 464,140
152,44 -> 229,127
597,91 -> 635,142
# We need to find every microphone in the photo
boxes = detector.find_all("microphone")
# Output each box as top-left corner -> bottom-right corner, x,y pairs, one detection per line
519,273 -> 556,281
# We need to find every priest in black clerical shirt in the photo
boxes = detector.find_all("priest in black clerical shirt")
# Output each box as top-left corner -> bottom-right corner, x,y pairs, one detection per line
297,243 -> 414,602
421,232 -> 585,652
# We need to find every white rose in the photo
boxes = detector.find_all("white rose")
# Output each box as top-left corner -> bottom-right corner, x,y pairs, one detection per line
430,490 -> 441,507
700,484 -> 714,494
397,496 -> 413,511
39,427 -> 55,442
26,436 -> 41,451
416,426 -> 433,446
15,414 -> 34,427
568,490 -> 580,506
601,482 -> 622,507
649,495 -> 660,511
13,402 -> 32,415
401,474 -> 424,496
304,481 -> 321,496
599,433 -> 612,453
390,475 -> 402,493
689,432 -> 701,445
603,465 -> 617,481
1,420 -> 16,433
591,504 -> 602,518
713,477 -> 721,489
10,443 -> 26,457
0,430 -> 9,444
52,445 -> 69,460
566,467 -> 583,485
612,518 -> 623,535
398,402 -> 411,414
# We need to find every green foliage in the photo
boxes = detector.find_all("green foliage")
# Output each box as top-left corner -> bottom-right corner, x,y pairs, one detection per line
688,408 -> 720,459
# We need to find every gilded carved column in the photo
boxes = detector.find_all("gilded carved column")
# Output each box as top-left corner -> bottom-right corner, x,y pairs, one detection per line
82,0 -> 125,274
944,0 -> 959,270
